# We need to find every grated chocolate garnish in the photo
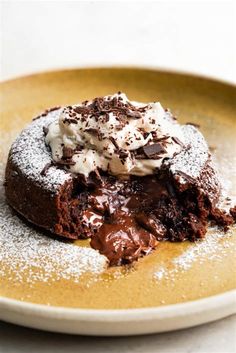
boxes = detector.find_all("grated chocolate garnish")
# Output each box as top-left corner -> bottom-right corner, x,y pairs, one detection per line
72,95 -> 148,124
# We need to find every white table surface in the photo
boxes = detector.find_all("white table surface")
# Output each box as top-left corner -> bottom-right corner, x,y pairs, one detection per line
1,0 -> 235,83
0,316 -> 236,353
0,1 -> 235,352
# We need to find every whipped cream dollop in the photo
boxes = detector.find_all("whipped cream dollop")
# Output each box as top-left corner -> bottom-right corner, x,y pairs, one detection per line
45,93 -> 185,177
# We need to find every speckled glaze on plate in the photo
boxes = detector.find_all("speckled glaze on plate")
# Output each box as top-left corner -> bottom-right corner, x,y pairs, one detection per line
0,68 -> 235,335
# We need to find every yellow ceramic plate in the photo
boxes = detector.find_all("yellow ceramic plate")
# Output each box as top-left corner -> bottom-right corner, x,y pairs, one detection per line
0,68 -> 235,335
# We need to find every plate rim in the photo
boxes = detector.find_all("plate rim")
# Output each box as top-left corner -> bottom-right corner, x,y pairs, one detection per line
1,65 -> 236,89
0,290 -> 235,320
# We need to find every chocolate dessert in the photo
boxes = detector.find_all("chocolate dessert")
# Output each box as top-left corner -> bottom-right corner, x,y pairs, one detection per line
5,93 -> 236,265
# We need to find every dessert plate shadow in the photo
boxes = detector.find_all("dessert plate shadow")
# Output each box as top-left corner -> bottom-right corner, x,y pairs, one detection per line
0,67 -> 235,335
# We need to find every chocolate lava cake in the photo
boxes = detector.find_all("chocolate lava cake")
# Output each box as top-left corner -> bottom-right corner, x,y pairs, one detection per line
5,93 -> 236,265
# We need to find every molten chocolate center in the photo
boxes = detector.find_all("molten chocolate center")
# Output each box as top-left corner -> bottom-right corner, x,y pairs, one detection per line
69,172 -> 207,265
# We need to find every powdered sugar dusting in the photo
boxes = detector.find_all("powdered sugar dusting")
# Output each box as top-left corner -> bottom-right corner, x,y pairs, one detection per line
170,125 -> 208,180
153,227 -> 235,282
169,125 -> 221,204
9,110 -> 71,193
216,143 -> 236,211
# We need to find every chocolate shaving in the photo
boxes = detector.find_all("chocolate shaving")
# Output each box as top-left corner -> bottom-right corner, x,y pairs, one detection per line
116,123 -> 125,131
68,118 -> 78,124
172,136 -> 185,147
138,105 -> 149,113
151,135 -> 170,146
186,122 -> 200,128
33,106 -> 61,121
125,110 -> 142,119
118,149 -> 129,159
155,135 -> 170,142
55,159 -> 76,166
109,136 -> 119,150
75,145 -> 83,152
43,126 -> 49,136
94,168 -> 102,180
133,150 -> 147,159
85,128 -> 104,141
40,162 -> 54,176
143,132 -> 150,139
84,128 -> 99,135
176,170 -> 196,183
62,147 -> 74,159
63,117 -> 78,124
142,143 -> 166,159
